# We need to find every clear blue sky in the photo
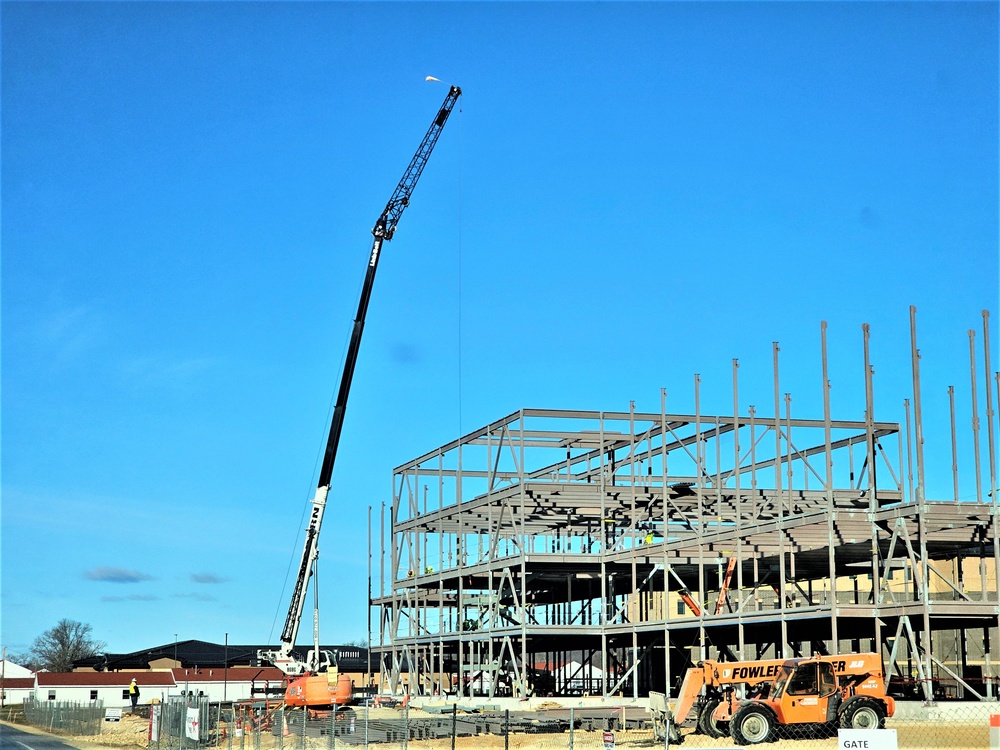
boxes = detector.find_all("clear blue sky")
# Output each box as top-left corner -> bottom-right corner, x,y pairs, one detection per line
3,2 -> 997,658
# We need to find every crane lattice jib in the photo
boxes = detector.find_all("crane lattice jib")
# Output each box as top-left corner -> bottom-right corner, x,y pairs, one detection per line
375,85 -> 461,240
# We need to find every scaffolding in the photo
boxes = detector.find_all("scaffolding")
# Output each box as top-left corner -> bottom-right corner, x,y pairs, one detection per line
373,313 -> 1000,704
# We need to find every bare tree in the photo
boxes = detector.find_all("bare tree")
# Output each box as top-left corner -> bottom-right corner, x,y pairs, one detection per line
6,651 -> 41,672
28,619 -> 105,672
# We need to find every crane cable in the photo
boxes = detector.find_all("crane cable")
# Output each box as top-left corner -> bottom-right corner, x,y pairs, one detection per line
267,249 -> 359,648
267,155 -> 369,648
457,97 -> 464,440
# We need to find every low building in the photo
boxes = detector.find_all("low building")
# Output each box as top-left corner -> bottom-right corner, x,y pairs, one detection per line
31,667 -> 290,705
72,640 -> 376,697
1,659 -> 36,707
1,677 -> 35,706
170,667 -> 286,702
35,671 -> 175,708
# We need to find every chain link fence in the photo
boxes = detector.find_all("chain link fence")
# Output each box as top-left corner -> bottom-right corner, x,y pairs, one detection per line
12,696 -> 998,749
150,696 -> 227,749
140,700 -> 998,750
21,696 -> 105,735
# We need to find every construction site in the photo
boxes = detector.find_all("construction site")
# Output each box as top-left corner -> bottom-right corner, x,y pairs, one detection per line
168,76 -> 997,734
374,317 -> 1000,706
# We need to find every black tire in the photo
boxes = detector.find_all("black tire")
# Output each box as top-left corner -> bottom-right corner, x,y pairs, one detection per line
697,699 -> 729,738
840,697 -> 886,730
730,703 -> 776,745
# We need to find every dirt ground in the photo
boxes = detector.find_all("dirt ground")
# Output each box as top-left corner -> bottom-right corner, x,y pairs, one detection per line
4,712 -> 989,750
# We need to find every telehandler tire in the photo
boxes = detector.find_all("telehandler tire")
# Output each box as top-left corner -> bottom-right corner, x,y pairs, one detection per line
730,703 -> 776,745
697,699 -> 728,738
839,696 -> 886,730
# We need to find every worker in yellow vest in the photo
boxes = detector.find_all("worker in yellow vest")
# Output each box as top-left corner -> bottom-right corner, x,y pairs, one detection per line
129,678 -> 140,711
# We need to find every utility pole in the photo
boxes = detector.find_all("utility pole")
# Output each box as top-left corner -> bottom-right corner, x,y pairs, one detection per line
224,634 -> 228,702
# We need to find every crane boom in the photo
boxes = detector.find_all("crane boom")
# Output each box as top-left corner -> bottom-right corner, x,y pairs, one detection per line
260,85 -> 461,677
319,84 -> 462,488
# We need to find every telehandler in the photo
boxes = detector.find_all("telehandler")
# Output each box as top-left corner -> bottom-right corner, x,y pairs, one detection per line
649,653 -> 895,745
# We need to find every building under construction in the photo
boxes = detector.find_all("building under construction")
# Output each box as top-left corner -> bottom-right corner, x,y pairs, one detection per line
374,316 -> 999,703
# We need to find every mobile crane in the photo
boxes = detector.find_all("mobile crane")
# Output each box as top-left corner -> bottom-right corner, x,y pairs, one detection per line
649,652 -> 895,745
258,84 -> 462,708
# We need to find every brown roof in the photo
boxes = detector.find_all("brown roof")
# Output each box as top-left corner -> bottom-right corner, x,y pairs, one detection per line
36,671 -> 175,687
1,678 -> 34,689
171,667 -> 285,682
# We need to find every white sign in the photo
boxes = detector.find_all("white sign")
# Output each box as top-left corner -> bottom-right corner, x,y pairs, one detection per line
603,731 -> 615,750
104,708 -> 122,722
185,707 -> 201,741
838,728 -> 898,750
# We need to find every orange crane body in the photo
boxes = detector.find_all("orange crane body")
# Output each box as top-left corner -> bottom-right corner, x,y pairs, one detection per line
284,671 -> 353,708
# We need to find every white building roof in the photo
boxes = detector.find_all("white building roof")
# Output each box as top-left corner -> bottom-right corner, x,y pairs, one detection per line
0,660 -> 34,678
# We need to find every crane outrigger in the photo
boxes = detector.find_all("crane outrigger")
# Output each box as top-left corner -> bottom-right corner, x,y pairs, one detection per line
259,84 -> 462,707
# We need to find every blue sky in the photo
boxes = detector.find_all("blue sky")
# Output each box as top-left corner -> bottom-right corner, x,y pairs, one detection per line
3,2 -> 997,658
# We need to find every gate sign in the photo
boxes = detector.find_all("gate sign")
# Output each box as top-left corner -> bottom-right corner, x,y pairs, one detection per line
185,707 -> 201,741
838,729 -> 897,750
104,708 -> 122,722
603,731 -> 615,750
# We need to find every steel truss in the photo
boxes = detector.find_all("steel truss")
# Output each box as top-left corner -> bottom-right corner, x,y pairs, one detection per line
372,402 -> 997,702
373,314 -> 999,703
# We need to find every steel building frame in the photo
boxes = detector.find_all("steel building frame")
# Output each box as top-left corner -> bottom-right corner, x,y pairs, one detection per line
373,316 -> 1000,703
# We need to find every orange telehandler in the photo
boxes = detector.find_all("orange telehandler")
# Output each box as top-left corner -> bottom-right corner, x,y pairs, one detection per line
649,652 -> 895,745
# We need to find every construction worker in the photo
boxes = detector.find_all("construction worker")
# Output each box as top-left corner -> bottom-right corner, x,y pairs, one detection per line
129,678 -> 140,710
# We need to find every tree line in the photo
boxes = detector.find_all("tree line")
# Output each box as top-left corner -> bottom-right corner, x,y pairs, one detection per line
8,619 -> 105,672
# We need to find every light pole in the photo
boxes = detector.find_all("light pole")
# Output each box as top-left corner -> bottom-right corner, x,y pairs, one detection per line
223,633 -> 228,702
174,634 -> 178,667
